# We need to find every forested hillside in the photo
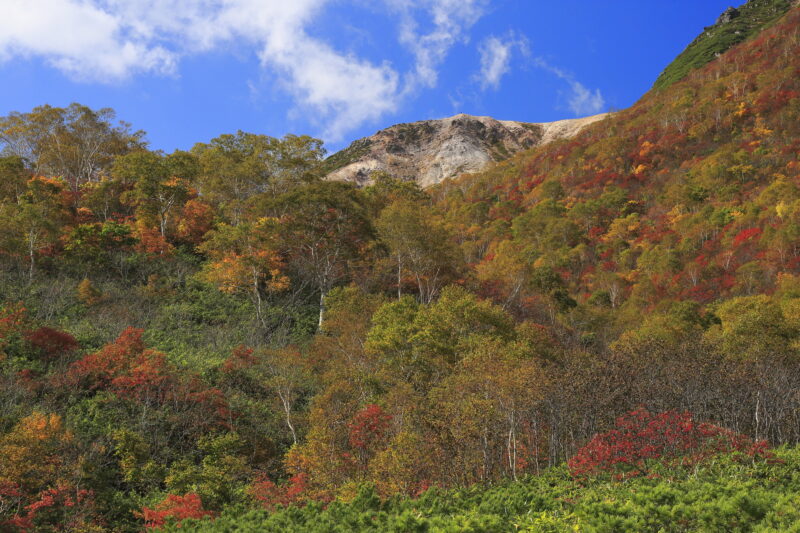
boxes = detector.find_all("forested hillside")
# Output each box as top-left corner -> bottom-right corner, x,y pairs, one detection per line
1,2 -> 800,531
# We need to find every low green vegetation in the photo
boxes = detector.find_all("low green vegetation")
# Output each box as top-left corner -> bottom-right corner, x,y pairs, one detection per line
168,446 -> 800,532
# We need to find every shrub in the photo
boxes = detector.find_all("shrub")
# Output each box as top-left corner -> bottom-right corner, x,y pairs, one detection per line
568,409 -> 772,479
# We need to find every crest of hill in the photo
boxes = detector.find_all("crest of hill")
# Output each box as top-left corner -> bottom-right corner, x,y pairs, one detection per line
323,113 -> 608,188
653,0 -> 792,90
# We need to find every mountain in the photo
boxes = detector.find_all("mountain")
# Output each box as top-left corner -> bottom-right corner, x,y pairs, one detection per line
3,2 -> 800,531
323,112 -> 608,188
433,0 -> 800,331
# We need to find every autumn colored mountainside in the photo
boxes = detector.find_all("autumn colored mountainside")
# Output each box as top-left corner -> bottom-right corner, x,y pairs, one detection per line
1,3 -> 800,532
434,3 -> 800,341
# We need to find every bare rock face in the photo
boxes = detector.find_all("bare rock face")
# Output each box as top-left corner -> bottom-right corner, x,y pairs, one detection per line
324,113 -> 608,188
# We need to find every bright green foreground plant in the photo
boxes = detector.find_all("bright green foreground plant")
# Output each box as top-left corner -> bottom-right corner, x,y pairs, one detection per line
161,446 -> 800,532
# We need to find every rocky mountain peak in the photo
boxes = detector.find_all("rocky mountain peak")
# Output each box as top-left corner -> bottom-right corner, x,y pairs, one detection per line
324,112 -> 608,188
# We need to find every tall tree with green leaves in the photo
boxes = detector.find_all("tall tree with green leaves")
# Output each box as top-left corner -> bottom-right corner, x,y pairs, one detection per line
0,103 -> 145,192
192,132 -> 325,224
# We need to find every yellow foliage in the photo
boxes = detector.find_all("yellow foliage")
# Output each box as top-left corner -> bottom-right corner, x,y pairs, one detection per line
77,278 -> 103,305
0,412 -> 72,491
776,201 -> 790,219
753,116 -> 774,137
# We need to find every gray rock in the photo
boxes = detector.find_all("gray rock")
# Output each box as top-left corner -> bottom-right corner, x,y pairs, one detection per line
325,113 -> 609,188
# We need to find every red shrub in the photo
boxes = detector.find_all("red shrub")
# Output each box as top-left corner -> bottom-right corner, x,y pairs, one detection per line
140,493 -> 213,529
7,484 -> 98,532
348,404 -> 392,450
568,409 -> 772,479
221,345 -> 256,373
249,473 -> 309,510
732,227 -> 762,246
25,327 -> 79,360
65,327 -> 145,391
63,327 -> 232,430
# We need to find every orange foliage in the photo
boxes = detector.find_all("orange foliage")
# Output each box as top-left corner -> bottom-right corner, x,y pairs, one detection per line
140,493 -> 214,529
176,199 -> 214,245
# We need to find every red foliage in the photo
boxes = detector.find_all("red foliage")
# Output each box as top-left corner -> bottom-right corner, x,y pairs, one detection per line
568,409 -> 772,479
63,327 -> 232,430
221,345 -> 256,373
65,327 -> 145,391
110,350 -> 173,403
136,226 -> 174,257
141,493 -> 214,529
348,404 -> 392,450
732,227 -> 762,246
176,199 -> 214,245
25,327 -> 79,360
185,385 -> 233,430
0,303 -> 26,342
248,473 -> 309,511
7,484 -> 98,532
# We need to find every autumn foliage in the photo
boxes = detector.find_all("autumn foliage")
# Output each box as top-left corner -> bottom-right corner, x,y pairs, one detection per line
2,6 -> 800,531
24,327 -> 78,360
568,409 -> 773,479
348,404 -> 392,450
140,493 -> 214,529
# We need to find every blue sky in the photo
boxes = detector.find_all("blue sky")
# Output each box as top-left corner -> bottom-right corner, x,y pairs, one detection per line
0,0 -> 735,154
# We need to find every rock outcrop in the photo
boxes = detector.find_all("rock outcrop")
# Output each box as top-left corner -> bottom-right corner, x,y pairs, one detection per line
324,113 -> 608,188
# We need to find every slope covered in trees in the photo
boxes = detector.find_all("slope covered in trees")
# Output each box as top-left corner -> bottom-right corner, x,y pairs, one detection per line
1,3 -> 800,531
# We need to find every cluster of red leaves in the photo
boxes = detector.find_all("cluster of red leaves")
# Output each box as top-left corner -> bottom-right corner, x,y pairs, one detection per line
136,226 -> 174,257
65,327 -> 146,392
568,409 -> 772,479
140,493 -> 214,529
176,199 -> 214,245
24,327 -> 79,360
732,227 -> 762,247
63,327 -> 232,429
221,345 -> 256,373
0,303 -> 26,342
248,472 -> 309,511
5,484 -> 97,532
348,404 -> 392,450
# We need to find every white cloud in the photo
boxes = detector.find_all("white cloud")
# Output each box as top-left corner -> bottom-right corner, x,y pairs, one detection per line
478,37 -> 511,90
0,0 -> 176,80
566,80 -> 605,116
476,34 -> 528,91
531,57 -> 605,116
391,0 -> 487,89
0,0 -> 485,141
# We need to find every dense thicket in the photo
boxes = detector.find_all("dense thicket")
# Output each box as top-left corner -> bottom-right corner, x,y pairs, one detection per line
1,5 -> 800,531
167,445 -> 800,532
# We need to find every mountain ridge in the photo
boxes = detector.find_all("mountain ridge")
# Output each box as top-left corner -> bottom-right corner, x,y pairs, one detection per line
323,112 -> 608,188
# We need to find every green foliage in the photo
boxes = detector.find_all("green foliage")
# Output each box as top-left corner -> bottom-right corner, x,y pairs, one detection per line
165,447 -> 800,532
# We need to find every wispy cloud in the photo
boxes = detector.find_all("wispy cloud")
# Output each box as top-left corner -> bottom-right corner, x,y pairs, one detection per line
564,80 -> 605,116
476,33 -> 528,91
391,0 -> 487,90
532,57 -> 606,116
0,0 -> 487,141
